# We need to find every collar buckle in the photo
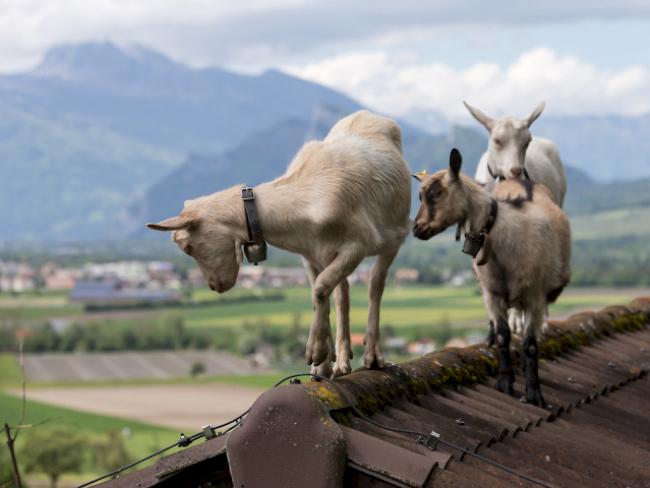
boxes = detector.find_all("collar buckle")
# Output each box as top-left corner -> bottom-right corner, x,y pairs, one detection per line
241,187 -> 255,201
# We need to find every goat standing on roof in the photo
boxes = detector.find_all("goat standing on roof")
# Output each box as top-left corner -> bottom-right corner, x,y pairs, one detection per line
464,102 -> 568,336
148,110 -> 411,378
413,148 -> 571,406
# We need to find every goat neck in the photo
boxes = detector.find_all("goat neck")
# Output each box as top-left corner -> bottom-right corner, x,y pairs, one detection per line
462,177 -> 497,238
245,177 -> 309,253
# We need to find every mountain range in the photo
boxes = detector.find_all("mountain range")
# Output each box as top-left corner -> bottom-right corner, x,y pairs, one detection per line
0,42 -> 645,243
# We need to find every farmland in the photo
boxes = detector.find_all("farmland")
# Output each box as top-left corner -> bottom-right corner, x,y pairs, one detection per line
2,284 -> 641,331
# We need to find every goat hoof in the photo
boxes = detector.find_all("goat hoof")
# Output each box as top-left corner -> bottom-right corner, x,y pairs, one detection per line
525,388 -> 546,407
363,354 -> 385,370
311,361 -> 333,378
332,361 -> 351,378
305,337 -> 330,366
495,375 -> 514,395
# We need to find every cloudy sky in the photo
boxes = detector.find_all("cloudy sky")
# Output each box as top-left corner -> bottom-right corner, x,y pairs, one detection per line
2,0 -> 650,120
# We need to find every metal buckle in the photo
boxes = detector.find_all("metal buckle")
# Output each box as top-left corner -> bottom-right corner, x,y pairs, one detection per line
241,186 -> 254,200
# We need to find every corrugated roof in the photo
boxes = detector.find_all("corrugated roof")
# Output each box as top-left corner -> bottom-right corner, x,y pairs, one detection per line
96,297 -> 650,488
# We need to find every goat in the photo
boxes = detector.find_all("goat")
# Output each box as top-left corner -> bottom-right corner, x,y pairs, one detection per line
148,110 -> 411,378
412,148 -> 571,406
464,101 -> 567,207
464,101 -> 568,335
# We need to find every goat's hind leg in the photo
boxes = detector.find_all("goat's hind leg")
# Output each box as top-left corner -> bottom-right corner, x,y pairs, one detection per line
364,247 -> 398,369
522,303 -> 546,407
332,278 -> 352,378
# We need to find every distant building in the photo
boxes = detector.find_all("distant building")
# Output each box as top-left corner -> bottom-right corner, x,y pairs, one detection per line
0,261 -> 36,292
237,266 -> 308,289
407,338 -> 437,356
350,333 -> 365,347
69,279 -> 182,308
41,263 -> 78,291
384,336 -> 408,354
394,268 -> 420,285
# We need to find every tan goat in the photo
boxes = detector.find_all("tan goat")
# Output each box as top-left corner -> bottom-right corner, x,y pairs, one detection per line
413,148 -> 570,406
148,110 -> 411,378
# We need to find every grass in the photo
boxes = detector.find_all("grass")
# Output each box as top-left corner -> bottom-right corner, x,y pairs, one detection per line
181,284 -> 641,330
0,390 -> 180,480
570,206 -> 650,240
1,284 -> 642,333
0,353 -> 22,385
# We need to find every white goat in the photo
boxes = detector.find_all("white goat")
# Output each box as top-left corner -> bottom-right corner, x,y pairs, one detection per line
413,149 -> 571,406
148,110 -> 411,378
464,101 -> 567,207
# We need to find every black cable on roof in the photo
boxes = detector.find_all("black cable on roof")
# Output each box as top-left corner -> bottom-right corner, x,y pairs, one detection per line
78,371 -> 552,488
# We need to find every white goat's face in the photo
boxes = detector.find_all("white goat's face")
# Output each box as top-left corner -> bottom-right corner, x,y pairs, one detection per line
147,202 -> 242,294
464,101 -> 545,180
488,119 -> 532,179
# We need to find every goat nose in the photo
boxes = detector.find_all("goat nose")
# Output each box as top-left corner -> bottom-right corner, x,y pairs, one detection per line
208,282 -> 216,291
511,167 -> 523,178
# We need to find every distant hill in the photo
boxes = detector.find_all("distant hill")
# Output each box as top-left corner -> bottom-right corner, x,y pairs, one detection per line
405,110 -> 650,182
0,41 -> 644,243
0,42 -> 361,242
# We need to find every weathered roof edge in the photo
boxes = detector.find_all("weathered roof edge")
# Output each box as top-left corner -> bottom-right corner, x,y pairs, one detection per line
97,296 -> 650,488
305,296 -> 650,414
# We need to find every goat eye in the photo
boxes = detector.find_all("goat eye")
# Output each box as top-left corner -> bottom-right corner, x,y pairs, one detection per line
493,138 -> 502,146
182,243 -> 193,256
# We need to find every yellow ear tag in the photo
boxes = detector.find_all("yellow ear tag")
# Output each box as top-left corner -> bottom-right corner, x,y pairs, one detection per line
411,170 -> 429,182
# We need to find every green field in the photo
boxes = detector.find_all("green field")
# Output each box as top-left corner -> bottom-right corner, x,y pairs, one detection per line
0,390 -> 180,483
179,285 -> 642,330
1,284 -> 644,333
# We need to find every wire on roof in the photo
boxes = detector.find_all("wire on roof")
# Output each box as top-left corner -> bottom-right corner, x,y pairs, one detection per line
77,372 -> 553,488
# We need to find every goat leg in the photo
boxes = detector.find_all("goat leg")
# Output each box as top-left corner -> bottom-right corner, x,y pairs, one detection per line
494,319 -> 514,395
522,335 -> 545,407
486,320 -> 496,346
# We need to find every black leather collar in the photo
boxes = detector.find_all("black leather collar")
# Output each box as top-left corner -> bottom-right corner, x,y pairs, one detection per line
241,186 -> 267,264
462,199 -> 498,259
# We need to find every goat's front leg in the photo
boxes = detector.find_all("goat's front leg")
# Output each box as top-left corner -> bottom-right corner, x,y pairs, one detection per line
483,292 -> 514,395
305,247 -> 363,368
302,259 -> 334,377
522,302 -> 546,407
364,248 -> 398,369
332,278 -> 352,378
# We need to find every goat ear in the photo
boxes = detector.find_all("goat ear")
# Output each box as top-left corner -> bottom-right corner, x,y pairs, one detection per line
147,214 -> 196,231
463,101 -> 494,131
526,101 -> 545,127
449,148 -> 462,179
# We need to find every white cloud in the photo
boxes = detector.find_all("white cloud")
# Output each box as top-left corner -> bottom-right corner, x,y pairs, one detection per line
285,48 -> 650,119
2,1 -> 650,73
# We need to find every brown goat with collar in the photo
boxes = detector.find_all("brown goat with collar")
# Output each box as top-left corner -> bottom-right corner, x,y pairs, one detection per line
413,149 -> 571,406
